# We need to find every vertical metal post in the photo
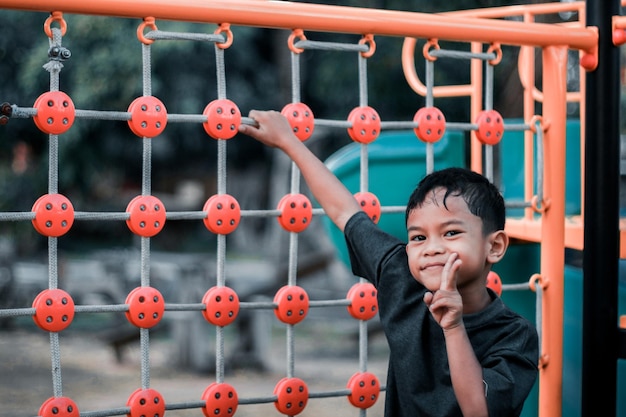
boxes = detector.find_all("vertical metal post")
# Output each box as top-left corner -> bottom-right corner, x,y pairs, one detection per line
539,45 -> 568,417
582,0 -> 621,415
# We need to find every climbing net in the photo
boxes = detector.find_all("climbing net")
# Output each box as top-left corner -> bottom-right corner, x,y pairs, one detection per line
0,10 -> 545,417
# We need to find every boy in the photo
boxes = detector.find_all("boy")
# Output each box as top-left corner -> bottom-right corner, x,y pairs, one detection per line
239,110 -> 539,417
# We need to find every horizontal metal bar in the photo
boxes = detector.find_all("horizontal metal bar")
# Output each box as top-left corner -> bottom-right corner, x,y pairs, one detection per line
0,0 -> 597,52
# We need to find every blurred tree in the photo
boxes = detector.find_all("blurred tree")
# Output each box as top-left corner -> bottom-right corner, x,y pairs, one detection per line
0,0 -> 570,254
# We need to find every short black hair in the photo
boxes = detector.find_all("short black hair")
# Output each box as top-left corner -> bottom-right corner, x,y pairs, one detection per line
405,167 -> 505,234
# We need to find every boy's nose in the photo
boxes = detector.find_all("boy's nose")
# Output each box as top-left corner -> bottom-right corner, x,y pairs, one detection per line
423,237 -> 445,255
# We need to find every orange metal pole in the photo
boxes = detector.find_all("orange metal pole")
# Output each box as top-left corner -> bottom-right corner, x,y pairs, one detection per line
538,45 -> 568,417
469,42 -> 484,174
0,0 -> 598,53
521,11 -> 537,223
444,0 -> 584,19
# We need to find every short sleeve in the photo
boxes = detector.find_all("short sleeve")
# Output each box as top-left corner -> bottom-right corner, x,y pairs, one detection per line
343,211 -> 407,287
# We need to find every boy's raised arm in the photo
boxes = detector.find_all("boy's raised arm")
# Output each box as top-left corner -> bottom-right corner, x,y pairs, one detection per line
238,110 -> 361,232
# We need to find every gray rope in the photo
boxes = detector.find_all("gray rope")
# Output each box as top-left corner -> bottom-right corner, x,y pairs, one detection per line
360,144 -> 368,193
294,39 -> 369,53
425,60 -> 434,108
48,135 -> 59,194
0,212 -> 36,221
215,45 -> 227,99
535,123 -> 545,207
140,237 -> 150,287
165,211 -> 206,220
140,328 -> 150,389
216,325 -> 225,382
142,43 -> 152,96
74,304 -> 129,313
167,113 -> 207,123
425,59 -> 435,174
484,60 -> 495,181
291,52 -> 301,103
80,407 -> 130,417
358,52 -> 368,107
142,139 -> 152,196
145,30 -> 225,43
213,30 -> 229,385
359,316 -> 368,373
285,230 -> 300,379
48,236 -> 58,290
0,307 -> 36,317
215,233 -> 226,382
287,324 -> 295,378
502,283 -> 532,291
484,60 -> 494,112
355,46 -> 373,394
40,25 -> 66,404
44,28 -> 63,92
217,139 -> 227,195
284,40 -> 306,379
50,332 -> 63,397
75,109 -> 130,121
75,212 -> 130,220
536,284 -> 543,355
429,49 -> 497,61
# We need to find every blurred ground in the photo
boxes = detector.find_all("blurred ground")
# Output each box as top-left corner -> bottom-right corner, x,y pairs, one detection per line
0,315 -> 389,417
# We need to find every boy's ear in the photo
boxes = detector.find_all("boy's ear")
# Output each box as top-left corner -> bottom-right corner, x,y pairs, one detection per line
487,230 -> 509,264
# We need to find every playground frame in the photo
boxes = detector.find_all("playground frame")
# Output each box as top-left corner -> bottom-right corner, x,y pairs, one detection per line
0,1 -> 624,416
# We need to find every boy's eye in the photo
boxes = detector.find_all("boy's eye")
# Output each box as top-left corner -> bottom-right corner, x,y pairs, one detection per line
445,230 -> 460,237
410,234 -> 426,241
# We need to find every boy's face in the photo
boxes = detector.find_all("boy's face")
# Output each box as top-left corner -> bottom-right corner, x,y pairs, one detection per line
405,187 -> 499,293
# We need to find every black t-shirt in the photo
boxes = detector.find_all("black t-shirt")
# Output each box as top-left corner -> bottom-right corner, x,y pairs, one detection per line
344,211 -> 539,417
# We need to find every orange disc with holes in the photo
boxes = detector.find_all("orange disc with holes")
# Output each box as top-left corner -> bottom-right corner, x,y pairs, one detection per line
125,195 -> 166,237
125,287 -> 165,329
413,107 -> 446,143
274,377 -> 309,415
354,192 -> 381,224
32,194 -> 74,237
281,102 -> 314,142
127,96 -> 168,138
475,110 -> 504,145
39,397 -> 79,417
33,91 -> 75,135
127,388 -> 165,417
347,106 -> 381,144
202,286 -> 240,326
203,99 -> 241,140
346,282 -> 378,321
486,271 -> 503,296
202,382 -> 238,417
203,194 -> 241,235
347,372 -> 380,409
32,289 -> 75,332
277,193 -> 313,233
274,285 -> 309,325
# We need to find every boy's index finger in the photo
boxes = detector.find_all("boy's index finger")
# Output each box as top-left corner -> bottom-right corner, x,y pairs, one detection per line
441,252 -> 460,291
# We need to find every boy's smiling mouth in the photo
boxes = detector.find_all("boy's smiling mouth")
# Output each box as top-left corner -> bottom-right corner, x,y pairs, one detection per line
421,262 -> 446,271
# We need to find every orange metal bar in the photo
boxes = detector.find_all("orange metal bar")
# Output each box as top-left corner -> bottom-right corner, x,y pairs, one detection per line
469,41 -> 484,174
521,12 -> 537,223
443,0 -> 584,19
0,0 -> 598,52
538,45 -> 569,417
